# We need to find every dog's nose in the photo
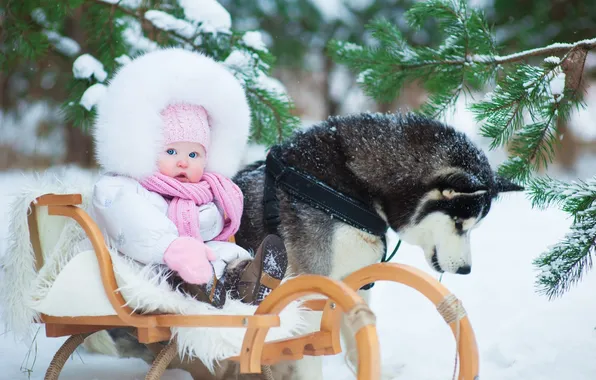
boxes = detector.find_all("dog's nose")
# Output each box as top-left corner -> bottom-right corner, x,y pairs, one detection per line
456,265 -> 471,275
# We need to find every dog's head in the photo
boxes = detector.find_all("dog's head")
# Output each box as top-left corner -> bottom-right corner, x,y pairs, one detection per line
336,112 -> 523,274
395,169 -> 522,274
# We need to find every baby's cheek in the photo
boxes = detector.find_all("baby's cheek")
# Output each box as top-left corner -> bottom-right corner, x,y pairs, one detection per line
157,158 -> 174,175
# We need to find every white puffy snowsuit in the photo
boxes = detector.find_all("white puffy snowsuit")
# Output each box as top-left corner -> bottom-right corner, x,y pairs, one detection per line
91,174 -> 251,278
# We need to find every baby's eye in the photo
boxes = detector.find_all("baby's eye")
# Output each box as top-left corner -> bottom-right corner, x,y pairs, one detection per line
189,152 -> 198,158
166,148 -> 176,155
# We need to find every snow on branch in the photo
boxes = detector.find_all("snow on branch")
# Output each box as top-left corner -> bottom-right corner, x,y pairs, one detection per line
30,8 -> 81,57
145,10 -> 196,39
177,0 -> 232,34
72,54 -> 107,82
493,38 -> 596,65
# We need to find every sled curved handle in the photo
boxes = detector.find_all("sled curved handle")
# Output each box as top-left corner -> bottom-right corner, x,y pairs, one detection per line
341,263 -> 480,380
35,193 -> 82,206
46,203 -> 155,327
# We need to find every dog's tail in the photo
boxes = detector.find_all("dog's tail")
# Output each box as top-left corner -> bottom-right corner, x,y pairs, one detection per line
82,328 -> 154,363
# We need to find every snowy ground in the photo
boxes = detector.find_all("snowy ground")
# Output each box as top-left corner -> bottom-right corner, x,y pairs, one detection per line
1,158 -> 596,379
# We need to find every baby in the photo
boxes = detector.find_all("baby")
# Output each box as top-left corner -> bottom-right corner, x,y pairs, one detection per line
90,48 -> 288,308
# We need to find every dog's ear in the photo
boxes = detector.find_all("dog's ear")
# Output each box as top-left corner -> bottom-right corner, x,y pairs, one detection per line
494,174 -> 524,193
430,171 -> 487,194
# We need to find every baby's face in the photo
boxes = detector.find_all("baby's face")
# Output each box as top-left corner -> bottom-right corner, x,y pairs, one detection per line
157,141 -> 206,183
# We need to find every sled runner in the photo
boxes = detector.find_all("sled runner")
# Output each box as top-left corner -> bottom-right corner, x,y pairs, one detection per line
2,185 -> 479,380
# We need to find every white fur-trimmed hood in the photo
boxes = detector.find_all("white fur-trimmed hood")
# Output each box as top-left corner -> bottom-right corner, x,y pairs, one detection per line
93,48 -> 251,179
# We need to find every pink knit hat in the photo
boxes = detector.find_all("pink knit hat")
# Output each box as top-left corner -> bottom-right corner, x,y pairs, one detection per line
160,103 -> 211,153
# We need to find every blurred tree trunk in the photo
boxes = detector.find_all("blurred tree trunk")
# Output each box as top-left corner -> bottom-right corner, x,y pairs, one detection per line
63,7 -> 96,167
323,55 -> 340,116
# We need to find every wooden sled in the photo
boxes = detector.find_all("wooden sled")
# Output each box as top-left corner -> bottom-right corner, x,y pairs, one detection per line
27,193 -> 479,379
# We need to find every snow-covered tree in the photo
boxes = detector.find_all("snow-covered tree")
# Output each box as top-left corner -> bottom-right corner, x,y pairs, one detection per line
328,0 -> 596,299
1,0 -> 299,149
220,0 -> 425,115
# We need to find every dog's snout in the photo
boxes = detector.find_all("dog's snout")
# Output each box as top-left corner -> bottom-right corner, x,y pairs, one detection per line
456,265 -> 471,275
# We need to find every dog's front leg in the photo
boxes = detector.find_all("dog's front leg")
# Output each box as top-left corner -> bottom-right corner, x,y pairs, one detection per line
291,305 -> 325,380
340,288 -> 372,370
293,355 -> 324,380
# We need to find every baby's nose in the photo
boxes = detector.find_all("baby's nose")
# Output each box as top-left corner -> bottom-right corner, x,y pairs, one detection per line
177,159 -> 188,168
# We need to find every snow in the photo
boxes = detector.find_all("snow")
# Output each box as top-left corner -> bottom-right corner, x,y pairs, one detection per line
345,0 -> 375,11
115,54 -> 132,66
224,49 -> 288,98
242,31 -> 268,52
122,18 -> 159,53
0,102 -> 66,159
224,49 -> 256,74
307,0 -> 355,24
495,38 -> 596,64
44,31 -> 81,57
79,83 -> 108,111
569,83 -> 596,141
145,10 -> 196,39
2,163 -> 596,379
72,54 -> 107,82
99,0 -> 142,7
549,72 -> 566,97
544,56 -> 561,65
177,0 -> 232,33
30,8 -> 80,57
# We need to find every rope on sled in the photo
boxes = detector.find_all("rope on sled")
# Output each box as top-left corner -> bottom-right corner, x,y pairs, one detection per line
437,294 -> 467,380
342,303 -> 377,377
261,364 -> 275,380
145,339 -> 179,380
45,333 -> 91,380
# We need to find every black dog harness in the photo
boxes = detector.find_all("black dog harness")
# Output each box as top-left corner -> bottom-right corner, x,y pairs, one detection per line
262,145 -> 399,290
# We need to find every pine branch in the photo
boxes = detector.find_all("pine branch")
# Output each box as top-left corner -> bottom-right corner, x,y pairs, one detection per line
328,0 -> 596,300
529,175 -> 596,298
493,38 -> 596,65
88,0 -> 202,50
534,213 -> 596,299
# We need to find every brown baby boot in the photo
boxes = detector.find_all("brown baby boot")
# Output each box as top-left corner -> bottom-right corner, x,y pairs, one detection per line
225,234 -> 288,305
171,264 -> 227,309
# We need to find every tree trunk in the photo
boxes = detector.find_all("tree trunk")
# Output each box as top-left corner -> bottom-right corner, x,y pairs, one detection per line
323,55 -> 340,116
62,6 -> 96,167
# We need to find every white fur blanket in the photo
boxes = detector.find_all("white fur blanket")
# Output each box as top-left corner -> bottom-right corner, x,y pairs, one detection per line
0,169 -> 308,371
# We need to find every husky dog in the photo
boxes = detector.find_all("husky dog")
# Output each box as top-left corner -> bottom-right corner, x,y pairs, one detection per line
90,112 -> 522,379
235,112 -> 521,278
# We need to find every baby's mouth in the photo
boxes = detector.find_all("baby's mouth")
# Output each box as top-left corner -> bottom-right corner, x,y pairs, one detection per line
175,173 -> 188,182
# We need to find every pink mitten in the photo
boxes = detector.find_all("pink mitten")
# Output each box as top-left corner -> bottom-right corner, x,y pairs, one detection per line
164,237 -> 215,284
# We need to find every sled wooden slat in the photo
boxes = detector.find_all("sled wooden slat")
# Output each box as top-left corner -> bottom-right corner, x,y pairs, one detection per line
45,203 -> 147,327
27,204 -> 45,271
41,314 -> 133,326
40,313 -> 280,329
44,323 -> 119,338
138,327 -> 172,344
153,314 -> 280,328
302,299 -> 328,311
35,193 -> 82,206
238,275 -> 380,379
229,330 -> 336,365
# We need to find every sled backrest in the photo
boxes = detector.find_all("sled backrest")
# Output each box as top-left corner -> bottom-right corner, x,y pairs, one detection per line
28,194 -> 82,271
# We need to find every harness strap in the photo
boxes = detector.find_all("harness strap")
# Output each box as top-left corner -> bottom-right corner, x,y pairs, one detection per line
262,145 -> 401,290
264,146 -> 388,237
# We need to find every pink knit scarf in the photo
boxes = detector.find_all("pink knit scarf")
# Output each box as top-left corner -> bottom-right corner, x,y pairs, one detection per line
140,172 -> 243,242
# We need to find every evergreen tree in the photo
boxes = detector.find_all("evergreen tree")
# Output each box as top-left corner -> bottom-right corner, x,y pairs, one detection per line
1,0 -> 299,147
219,0 -> 426,115
328,0 -> 596,299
